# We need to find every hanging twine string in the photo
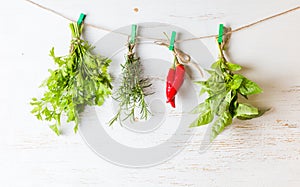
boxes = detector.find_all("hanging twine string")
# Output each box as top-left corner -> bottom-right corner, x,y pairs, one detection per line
24,0 -> 299,78
25,0 -> 299,43
177,6 -> 300,43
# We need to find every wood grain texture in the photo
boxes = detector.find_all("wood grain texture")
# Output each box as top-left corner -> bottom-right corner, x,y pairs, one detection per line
1,0 -> 300,186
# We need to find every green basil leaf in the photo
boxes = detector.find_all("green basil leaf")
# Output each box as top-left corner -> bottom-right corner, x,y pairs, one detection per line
235,103 -> 259,117
236,107 -> 269,120
226,62 -> 242,71
238,78 -> 262,95
216,91 -> 232,116
230,74 -> 244,90
209,91 -> 230,114
191,100 -> 210,114
190,109 -> 213,127
204,73 -> 226,94
211,111 -> 232,141
211,59 -> 222,69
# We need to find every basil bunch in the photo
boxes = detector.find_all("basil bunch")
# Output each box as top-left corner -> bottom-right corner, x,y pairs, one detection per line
191,39 -> 264,141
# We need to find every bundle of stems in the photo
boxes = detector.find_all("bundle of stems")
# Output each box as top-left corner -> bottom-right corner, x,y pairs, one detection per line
31,22 -> 112,135
109,42 -> 152,125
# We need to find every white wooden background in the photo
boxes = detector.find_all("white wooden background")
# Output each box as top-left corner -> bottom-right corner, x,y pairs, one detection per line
1,0 -> 300,186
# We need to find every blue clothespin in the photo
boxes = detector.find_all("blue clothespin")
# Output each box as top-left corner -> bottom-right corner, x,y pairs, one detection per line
169,31 -> 176,51
130,24 -> 137,44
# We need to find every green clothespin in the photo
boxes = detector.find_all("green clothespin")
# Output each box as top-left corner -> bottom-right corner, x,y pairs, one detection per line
169,31 -> 176,51
218,24 -> 224,44
130,24 -> 137,44
77,13 -> 86,26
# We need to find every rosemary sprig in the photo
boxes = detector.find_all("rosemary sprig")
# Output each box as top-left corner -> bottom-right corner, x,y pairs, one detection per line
109,43 -> 152,125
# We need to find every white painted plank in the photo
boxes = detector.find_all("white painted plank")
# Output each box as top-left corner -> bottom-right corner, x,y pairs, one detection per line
0,0 -> 300,186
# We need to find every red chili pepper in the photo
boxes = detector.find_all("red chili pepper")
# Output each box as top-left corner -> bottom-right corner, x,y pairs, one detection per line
167,64 -> 185,103
166,68 -> 176,108
169,99 -> 175,108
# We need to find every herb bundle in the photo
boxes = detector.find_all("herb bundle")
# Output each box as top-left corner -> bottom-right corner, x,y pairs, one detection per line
109,42 -> 152,125
31,21 -> 112,135
190,29 -> 264,141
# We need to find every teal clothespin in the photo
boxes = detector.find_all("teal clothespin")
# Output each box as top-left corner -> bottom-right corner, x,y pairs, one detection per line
130,24 -> 137,44
77,13 -> 86,26
218,24 -> 224,44
169,31 -> 176,51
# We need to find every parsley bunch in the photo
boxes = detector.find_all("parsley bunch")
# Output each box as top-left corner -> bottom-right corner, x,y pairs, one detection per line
31,22 -> 112,135
190,36 -> 264,141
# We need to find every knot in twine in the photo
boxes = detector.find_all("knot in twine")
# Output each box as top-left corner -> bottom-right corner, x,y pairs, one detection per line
71,37 -> 82,45
154,41 -> 204,77
154,41 -> 191,65
69,37 -> 82,53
